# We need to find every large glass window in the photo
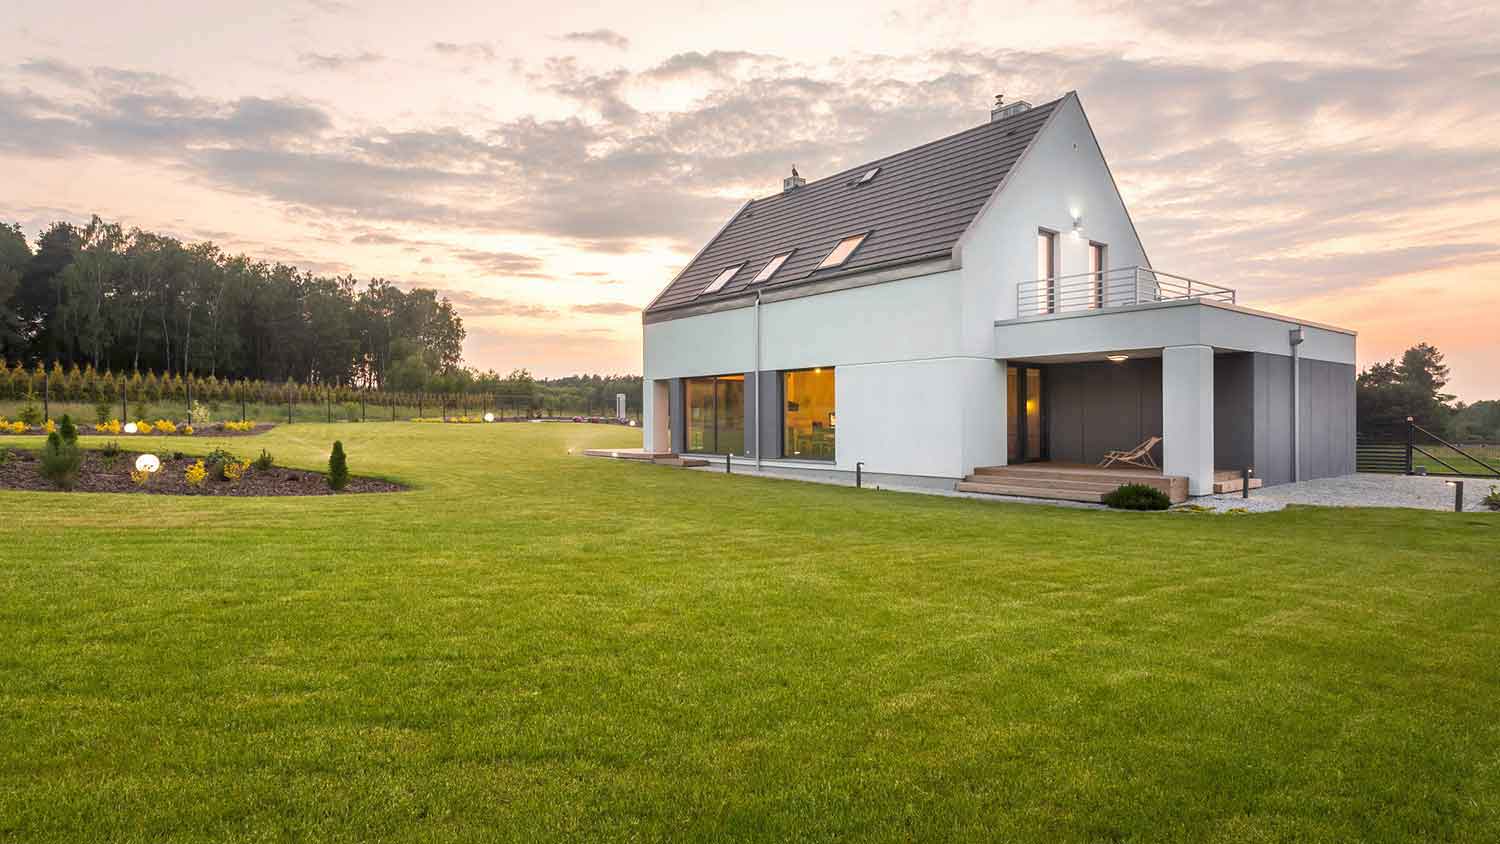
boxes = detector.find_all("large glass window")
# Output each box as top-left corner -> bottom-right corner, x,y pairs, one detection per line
684,374 -> 745,454
783,368 -> 835,461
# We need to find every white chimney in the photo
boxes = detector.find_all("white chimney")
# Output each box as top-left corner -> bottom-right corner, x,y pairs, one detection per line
783,165 -> 806,192
991,94 -> 1032,122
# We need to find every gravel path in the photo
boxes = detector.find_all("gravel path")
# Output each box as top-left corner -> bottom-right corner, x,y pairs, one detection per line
1201,473 -> 1500,513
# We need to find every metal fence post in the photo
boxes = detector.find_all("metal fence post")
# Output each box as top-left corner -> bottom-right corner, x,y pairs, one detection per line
121,384 -> 128,423
186,378 -> 192,425
1405,416 -> 1415,474
42,370 -> 49,422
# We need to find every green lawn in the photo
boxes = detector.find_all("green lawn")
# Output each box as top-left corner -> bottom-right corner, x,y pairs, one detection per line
2,423 -> 1498,842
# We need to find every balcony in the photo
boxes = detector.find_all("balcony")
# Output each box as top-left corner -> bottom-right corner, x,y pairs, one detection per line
1016,266 -> 1236,318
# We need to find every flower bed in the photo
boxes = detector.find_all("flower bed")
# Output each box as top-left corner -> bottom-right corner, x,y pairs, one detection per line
0,418 -> 273,437
0,448 -> 400,496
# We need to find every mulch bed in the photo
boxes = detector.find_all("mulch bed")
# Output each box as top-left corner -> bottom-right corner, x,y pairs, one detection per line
4,423 -> 276,438
0,449 -> 402,496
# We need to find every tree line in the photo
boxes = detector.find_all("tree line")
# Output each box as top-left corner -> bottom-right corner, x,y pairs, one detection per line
1358,342 -> 1499,442
0,217 -> 464,389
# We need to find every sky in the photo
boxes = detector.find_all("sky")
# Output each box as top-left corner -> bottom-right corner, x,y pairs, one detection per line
2,1 -> 1498,399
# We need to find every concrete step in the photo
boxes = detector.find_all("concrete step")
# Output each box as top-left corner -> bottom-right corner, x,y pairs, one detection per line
955,481 -> 1105,503
962,474 -> 1124,493
1211,476 -> 1265,494
653,457 -> 710,467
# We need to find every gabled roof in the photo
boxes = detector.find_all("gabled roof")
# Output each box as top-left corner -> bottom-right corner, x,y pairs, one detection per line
644,94 -> 1064,316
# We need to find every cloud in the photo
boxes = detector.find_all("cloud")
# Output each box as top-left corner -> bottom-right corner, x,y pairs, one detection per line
429,289 -> 556,318
451,249 -> 545,278
299,51 -> 385,71
559,29 -> 630,49
572,301 -> 639,316
17,57 -> 87,85
430,41 -> 497,61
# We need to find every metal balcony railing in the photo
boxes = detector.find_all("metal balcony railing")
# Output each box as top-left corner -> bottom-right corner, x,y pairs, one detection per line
1016,266 -> 1236,317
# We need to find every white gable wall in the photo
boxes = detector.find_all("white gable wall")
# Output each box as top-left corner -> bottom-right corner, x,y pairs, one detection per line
956,93 -> 1149,351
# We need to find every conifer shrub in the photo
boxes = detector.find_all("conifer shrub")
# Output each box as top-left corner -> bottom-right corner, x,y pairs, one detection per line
40,430 -> 82,490
253,448 -> 275,470
1102,483 -> 1172,511
328,441 -> 349,491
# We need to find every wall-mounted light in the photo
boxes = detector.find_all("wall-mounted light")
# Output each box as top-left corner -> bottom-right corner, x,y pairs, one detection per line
1071,215 -> 1085,238
1107,354 -> 1129,363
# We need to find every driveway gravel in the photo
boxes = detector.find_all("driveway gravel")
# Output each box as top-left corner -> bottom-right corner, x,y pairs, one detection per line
1202,473 -> 1500,513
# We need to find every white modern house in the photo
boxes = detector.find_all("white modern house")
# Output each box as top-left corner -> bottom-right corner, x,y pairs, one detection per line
639,92 -> 1356,501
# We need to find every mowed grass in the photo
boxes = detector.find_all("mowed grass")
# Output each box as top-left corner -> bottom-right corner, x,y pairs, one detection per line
1414,444 -> 1500,477
1,423 -> 1498,843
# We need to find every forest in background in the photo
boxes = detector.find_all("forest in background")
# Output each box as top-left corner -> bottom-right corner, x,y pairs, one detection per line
0,217 -> 642,415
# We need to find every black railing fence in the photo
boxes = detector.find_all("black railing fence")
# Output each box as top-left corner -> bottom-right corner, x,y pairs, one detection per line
1357,418 -> 1500,478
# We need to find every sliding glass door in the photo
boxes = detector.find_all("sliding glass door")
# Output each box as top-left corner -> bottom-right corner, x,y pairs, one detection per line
683,374 -> 745,454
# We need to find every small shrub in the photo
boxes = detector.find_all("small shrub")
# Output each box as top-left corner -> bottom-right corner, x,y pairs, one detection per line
58,415 -> 78,446
0,447 -> 10,465
5,421 -> 24,434
95,401 -> 113,425
1484,485 -> 1500,512
95,419 -> 122,434
43,418 -> 56,434
223,459 -> 250,483
17,397 -> 42,427
39,430 -> 83,490
205,447 -> 240,480
1102,483 -> 1172,511
190,400 -> 214,425
253,448 -> 275,470
101,440 -> 123,458
172,451 -> 184,461
328,440 -> 348,490
182,424 -> 194,436
224,419 -> 256,432
184,459 -> 207,488
153,419 -> 177,434
130,467 -> 153,486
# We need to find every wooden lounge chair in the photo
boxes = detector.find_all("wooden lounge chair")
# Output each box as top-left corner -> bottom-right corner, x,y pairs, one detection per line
1100,436 -> 1162,470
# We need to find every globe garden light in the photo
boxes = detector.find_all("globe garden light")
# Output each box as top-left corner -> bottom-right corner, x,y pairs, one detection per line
124,422 -> 139,434
134,454 -> 161,474
483,412 -> 495,423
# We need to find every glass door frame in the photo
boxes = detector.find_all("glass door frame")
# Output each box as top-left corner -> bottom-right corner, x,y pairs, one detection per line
1007,364 -> 1049,464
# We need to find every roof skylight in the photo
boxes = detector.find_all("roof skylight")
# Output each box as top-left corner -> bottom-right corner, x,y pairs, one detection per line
817,233 -> 869,270
858,166 -> 880,184
753,252 -> 793,284
702,263 -> 744,295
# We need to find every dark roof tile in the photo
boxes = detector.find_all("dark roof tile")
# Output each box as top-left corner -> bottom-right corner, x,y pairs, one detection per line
645,96 -> 1062,314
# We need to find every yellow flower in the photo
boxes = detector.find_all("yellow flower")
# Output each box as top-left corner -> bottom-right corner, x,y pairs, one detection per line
223,459 -> 250,482
44,419 -> 56,434
182,425 -> 195,436
184,459 -> 207,487
154,419 -> 177,434
130,468 -> 152,486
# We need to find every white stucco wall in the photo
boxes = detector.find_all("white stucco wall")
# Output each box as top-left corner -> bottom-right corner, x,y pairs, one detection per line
956,93 -> 1150,341
992,300 -> 1357,365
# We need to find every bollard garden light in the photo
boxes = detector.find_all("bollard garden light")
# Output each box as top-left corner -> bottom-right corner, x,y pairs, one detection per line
1243,466 -> 1254,499
1447,480 -> 1464,512
856,461 -> 865,488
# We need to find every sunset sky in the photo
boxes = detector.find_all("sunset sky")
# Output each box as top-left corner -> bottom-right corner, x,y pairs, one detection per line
2,1 -> 1497,398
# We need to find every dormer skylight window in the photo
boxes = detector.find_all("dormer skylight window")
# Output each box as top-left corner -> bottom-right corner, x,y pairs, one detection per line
858,167 -> 880,185
701,263 -> 744,295
753,251 -> 793,284
817,233 -> 869,270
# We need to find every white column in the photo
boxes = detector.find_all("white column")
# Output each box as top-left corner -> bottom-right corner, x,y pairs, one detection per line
1162,345 -> 1214,496
644,379 -> 669,453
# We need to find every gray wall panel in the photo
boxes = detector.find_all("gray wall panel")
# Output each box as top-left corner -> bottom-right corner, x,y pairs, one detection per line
1214,353 -> 1255,473
1046,359 -> 1162,465
668,378 -> 685,453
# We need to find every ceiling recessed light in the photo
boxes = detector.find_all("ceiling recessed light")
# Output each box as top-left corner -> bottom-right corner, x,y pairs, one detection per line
1107,354 -> 1129,362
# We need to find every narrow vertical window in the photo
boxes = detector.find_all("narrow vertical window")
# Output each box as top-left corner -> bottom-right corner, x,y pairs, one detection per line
1037,229 -> 1057,313
1089,242 -> 1106,309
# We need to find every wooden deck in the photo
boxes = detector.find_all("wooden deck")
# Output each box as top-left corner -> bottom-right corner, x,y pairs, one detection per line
957,463 -> 1260,504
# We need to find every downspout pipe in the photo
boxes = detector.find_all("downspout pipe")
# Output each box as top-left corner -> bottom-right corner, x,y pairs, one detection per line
754,290 -> 763,471
1290,326 -> 1304,482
